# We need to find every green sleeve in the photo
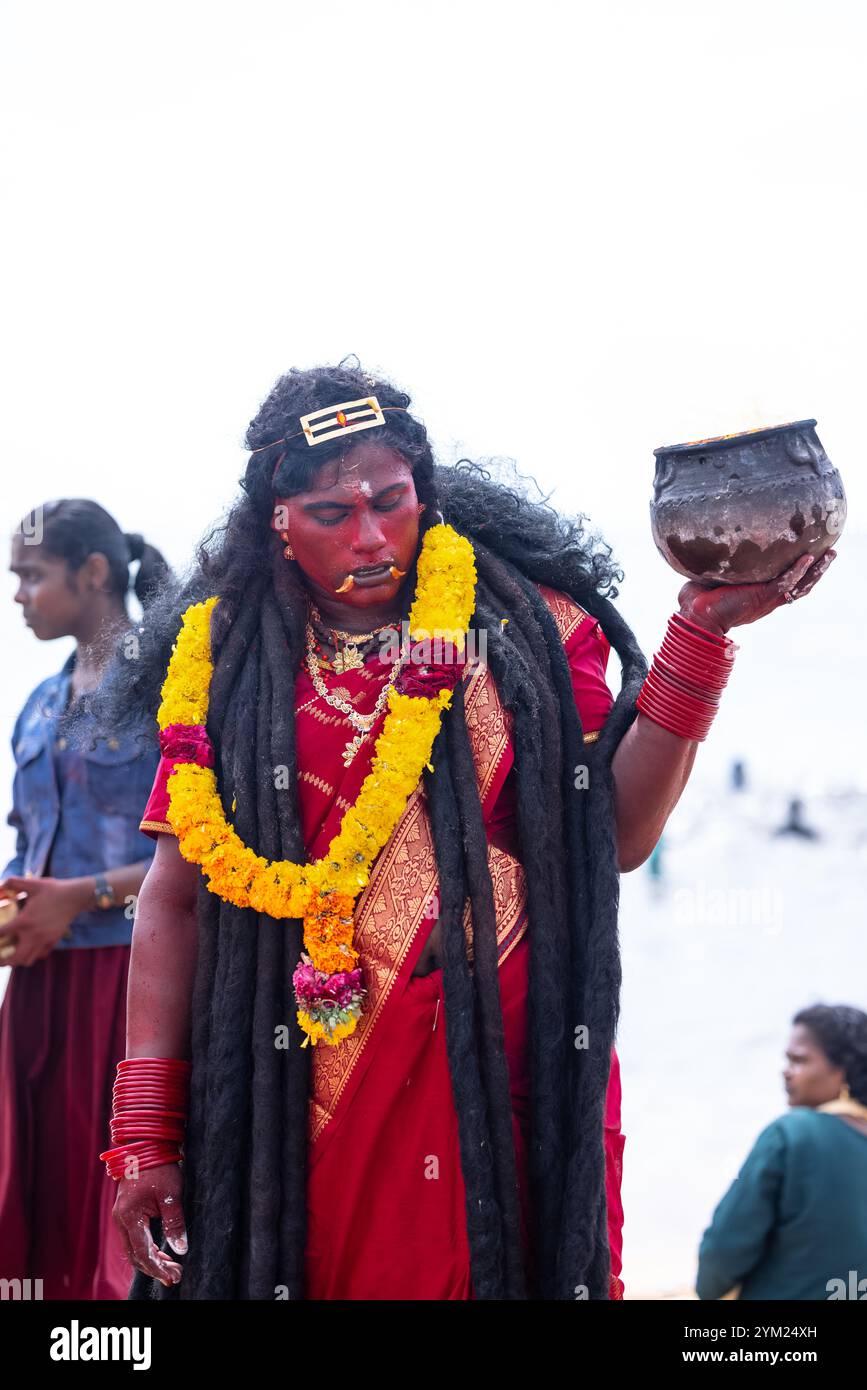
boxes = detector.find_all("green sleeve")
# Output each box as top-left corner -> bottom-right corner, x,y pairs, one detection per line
695,1120 -> 786,1299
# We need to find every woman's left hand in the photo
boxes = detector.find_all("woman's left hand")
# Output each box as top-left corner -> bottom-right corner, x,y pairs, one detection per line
0,875 -> 83,967
677,549 -> 837,637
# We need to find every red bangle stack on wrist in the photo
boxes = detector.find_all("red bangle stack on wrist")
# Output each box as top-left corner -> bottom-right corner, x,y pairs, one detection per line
99,1057 -> 192,1182
636,611 -> 739,741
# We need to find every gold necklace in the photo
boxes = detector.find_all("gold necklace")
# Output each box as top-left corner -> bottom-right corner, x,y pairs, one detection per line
304,622 -> 407,764
308,605 -> 397,675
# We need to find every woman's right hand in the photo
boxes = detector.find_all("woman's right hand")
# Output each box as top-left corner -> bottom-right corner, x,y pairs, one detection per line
113,1163 -> 188,1287
677,549 -> 836,636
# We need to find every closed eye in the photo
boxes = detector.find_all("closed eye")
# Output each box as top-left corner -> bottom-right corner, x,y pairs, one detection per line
309,495 -> 406,525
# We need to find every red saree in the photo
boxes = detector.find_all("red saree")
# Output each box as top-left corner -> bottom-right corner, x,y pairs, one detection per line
0,944 -> 132,1298
140,584 -> 626,1298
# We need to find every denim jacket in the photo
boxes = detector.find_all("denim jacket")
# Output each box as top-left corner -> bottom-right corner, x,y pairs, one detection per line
2,648 -> 159,949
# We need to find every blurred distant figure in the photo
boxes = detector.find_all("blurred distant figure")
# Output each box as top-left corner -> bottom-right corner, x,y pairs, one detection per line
773,796 -> 819,841
0,500 -> 171,1298
646,835 -> 665,884
696,1004 -> 867,1299
730,759 -> 747,792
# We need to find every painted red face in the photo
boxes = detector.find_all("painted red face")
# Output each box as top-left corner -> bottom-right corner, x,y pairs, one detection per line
272,442 -> 424,618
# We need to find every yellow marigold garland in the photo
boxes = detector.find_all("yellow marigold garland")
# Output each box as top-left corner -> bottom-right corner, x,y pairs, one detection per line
156,524 -> 477,1046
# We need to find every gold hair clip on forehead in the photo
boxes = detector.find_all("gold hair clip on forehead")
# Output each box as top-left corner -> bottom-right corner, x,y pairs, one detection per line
252,395 -> 409,457
301,396 -> 386,446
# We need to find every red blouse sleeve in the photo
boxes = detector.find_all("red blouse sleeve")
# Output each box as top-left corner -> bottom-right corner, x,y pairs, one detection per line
139,757 -> 176,838
564,609 -> 614,740
483,604 -> 613,855
139,724 -> 217,839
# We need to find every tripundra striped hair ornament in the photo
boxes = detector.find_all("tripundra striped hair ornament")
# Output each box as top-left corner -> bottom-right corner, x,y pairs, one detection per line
249,394 -> 410,454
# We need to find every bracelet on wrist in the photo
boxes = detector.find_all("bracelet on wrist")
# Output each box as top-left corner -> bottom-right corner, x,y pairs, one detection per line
93,873 -> 116,910
670,609 -> 730,644
636,611 -> 739,741
99,1057 -> 192,1182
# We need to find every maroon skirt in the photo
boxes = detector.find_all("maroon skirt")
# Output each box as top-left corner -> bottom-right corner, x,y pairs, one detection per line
0,945 -> 131,1299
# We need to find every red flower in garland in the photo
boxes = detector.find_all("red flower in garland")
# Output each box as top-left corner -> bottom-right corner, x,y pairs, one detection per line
159,722 -> 216,768
394,641 -> 467,698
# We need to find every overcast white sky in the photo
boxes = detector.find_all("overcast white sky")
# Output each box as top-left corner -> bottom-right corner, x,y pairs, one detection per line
2,0 -> 865,791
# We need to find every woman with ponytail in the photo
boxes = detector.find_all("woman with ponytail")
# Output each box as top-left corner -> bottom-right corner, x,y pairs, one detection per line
96,361 -> 833,1300
0,499 -> 172,1297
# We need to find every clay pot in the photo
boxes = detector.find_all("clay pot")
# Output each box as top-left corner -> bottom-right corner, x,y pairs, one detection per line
650,420 -> 846,585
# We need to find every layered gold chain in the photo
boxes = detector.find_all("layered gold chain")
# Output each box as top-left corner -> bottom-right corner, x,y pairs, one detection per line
304,616 -> 407,765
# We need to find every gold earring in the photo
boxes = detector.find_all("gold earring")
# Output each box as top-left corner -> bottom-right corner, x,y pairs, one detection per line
280,531 -> 295,561
839,1082 -> 852,1101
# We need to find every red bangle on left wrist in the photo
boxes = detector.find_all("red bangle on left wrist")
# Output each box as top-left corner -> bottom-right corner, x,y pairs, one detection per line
636,611 -> 739,742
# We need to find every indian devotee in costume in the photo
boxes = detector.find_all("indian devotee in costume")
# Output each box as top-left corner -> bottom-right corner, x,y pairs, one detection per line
95,362 -> 835,1300
0,501 -> 170,1298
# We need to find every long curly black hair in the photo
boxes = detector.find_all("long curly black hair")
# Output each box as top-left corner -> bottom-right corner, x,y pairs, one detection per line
95,357 -> 647,1300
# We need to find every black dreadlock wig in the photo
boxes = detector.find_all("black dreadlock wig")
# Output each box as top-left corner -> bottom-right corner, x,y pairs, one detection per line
93,357 -> 648,1300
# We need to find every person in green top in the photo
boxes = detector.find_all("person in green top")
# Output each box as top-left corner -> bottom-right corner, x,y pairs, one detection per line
697,1004 -> 867,1300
